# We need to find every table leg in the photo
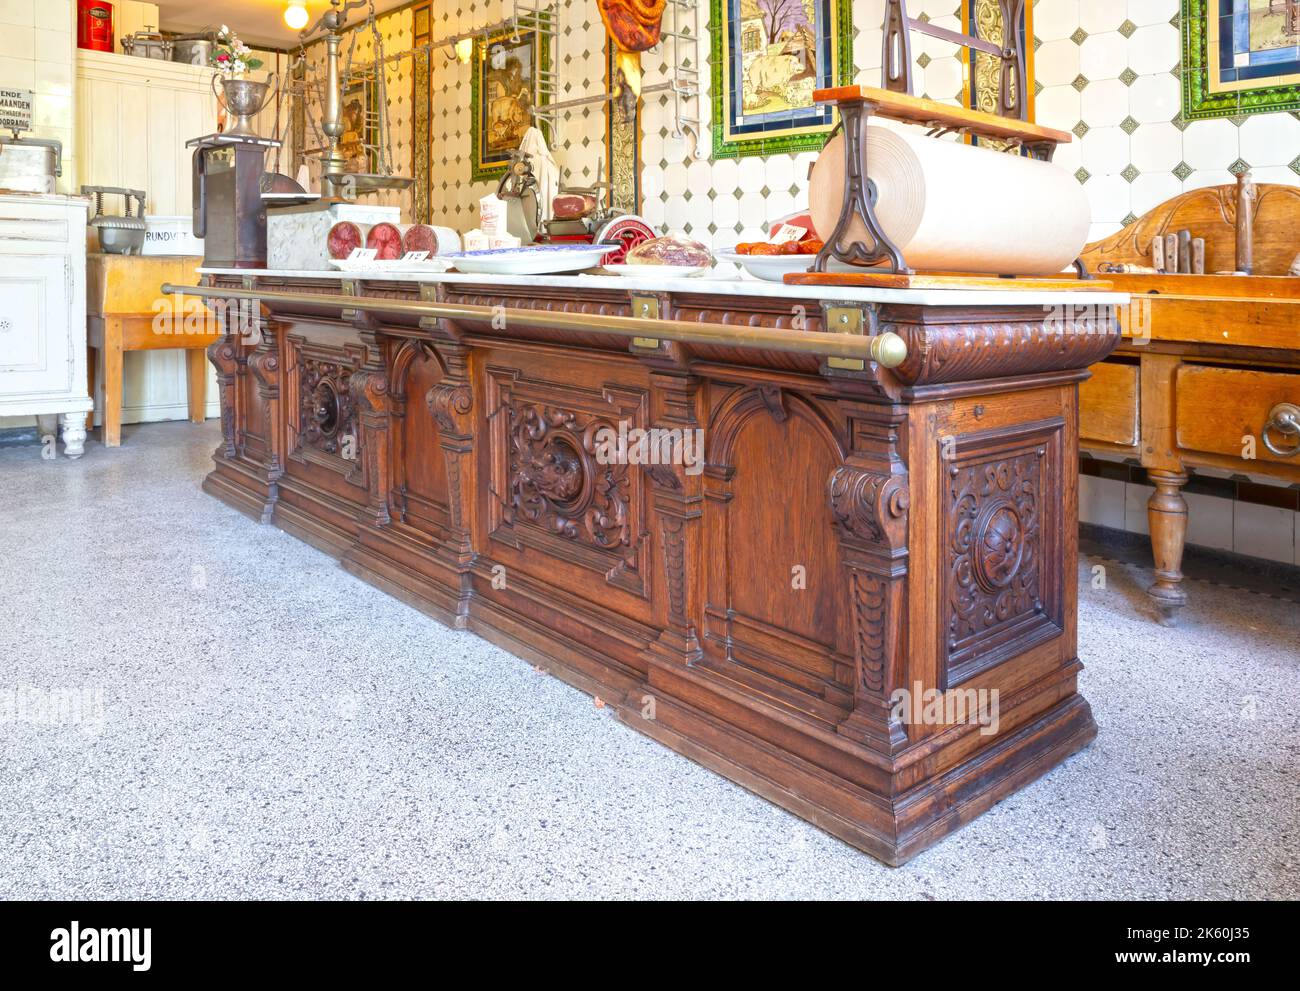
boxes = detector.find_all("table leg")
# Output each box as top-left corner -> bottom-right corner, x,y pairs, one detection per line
86,344 -> 97,431
102,320 -> 123,448
186,347 -> 210,424
1147,468 -> 1189,624
60,411 -> 86,459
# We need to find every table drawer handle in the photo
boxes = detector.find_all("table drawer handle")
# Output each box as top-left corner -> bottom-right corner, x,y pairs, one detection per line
1263,402 -> 1300,457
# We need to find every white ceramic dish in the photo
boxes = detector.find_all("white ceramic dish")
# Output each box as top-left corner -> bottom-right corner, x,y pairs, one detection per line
447,244 -> 611,275
715,251 -> 815,282
602,263 -> 710,279
329,258 -> 453,273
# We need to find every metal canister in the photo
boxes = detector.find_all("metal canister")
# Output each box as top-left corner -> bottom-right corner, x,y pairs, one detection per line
0,136 -> 63,194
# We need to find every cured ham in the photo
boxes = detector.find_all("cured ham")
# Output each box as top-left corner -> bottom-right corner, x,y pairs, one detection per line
598,0 -> 665,96
598,0 -> 664,52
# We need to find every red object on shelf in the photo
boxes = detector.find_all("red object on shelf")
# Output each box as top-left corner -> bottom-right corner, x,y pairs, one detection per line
78,0 -> 114,53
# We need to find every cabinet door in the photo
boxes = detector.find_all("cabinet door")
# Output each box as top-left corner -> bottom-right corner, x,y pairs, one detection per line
0,255 -> 72,398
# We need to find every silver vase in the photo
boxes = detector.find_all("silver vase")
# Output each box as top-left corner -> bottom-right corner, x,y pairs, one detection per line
214,75 -> 276,137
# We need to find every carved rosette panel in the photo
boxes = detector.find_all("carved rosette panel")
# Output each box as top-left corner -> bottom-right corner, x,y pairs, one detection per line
296,358 -> 358,458
943,423 -> 1063,686
950,454 -> 1040,639
488,370 -> 650,597
507,404 -> 631,550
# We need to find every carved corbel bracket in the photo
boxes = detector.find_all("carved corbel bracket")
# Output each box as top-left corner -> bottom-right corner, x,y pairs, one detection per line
207,335 -> 242,460
828,462 -> 911,754
426,344 -> 476,561
349,367 -> 393,527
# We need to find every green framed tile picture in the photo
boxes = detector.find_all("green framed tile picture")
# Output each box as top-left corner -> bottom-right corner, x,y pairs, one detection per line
469,27 -> 550,182
710,0 -> 853,159
1182,0 -> 1300,119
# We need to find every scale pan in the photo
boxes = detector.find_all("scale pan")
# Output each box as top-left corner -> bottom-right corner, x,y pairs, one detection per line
332,173 -> 416,193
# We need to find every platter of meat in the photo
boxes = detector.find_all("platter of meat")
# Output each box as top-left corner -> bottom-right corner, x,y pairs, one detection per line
717,240 -> 824,281
445,244 -> 612,275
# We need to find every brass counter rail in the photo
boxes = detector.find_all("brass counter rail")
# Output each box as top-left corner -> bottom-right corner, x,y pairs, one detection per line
160,283 -> 910,368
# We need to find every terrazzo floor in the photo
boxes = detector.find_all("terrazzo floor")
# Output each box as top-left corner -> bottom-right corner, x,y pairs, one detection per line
1,421 -> 1297,900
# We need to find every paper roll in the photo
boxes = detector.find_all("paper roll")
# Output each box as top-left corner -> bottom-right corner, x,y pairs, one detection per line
810,124 -> 1091,276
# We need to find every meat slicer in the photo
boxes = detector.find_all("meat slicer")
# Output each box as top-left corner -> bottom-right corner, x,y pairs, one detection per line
534,160 -> 654,264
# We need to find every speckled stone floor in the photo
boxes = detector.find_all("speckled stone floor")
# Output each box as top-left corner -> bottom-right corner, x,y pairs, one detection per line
1,421 -> 1297,900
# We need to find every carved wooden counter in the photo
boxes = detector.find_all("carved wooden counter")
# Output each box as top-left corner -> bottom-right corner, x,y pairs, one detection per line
176,269 -> 1122,865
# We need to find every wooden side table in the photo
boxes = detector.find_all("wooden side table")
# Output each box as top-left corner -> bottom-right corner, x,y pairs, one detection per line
86,254 -> 217,447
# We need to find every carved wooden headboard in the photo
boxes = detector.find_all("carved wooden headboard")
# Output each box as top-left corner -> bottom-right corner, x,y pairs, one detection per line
1078,183 -> 1300,275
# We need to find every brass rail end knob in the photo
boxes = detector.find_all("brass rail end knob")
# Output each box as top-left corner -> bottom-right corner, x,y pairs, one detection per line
870,331 -> 908,369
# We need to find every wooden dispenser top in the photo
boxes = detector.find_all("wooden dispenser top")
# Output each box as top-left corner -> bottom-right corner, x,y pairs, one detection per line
813,85 -> 1075,147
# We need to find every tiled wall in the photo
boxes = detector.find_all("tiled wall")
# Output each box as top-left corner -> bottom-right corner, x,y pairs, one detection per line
0,0 -> 77,194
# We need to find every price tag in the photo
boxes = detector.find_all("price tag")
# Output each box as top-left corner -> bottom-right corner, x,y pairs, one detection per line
347,247 -> 378,261
768,223 -> 807,244
400,251 -> 429,263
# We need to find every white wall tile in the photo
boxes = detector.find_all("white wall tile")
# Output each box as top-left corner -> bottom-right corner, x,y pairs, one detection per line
1124,482 -> 1153,535
1233,502 -> 1296,564
1036,84 -> 1082,130
1080,34 -> 1129,81
1239,114 -> 1300,168
1082,126 -> 1131,174
1130,121 -> 1181,172
0,53 -> 36,89
1128,24 -> 1181,76
1128,0 -> 1178,27
1185,491 -> 1235,552
1037,39 -> 1082,88
1082,78 -> 1130,128
0,24 -> 34,59
33,27 -> 69,64
1080,0 -> 1129,35
1182,118 -> 1239,171
0,0 -> 34,28
1128,73 -> 1180,124
1080,474 -> 1127,529
1036,0 -> 1082,43
34,0 -> 71,32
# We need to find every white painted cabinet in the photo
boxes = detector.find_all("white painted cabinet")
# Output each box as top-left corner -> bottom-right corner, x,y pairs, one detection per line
0,192 -> 92,457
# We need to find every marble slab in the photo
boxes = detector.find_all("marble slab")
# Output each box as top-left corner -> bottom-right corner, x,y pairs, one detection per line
198,266 -> 1130,309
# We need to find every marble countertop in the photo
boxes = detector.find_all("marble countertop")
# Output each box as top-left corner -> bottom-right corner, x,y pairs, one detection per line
197,266 -> 1130,308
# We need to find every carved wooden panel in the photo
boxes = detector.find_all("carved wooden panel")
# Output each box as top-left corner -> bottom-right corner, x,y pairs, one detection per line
285,336 -> 367,486
943,419 -> 1064,686
485,366 -> 651,597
